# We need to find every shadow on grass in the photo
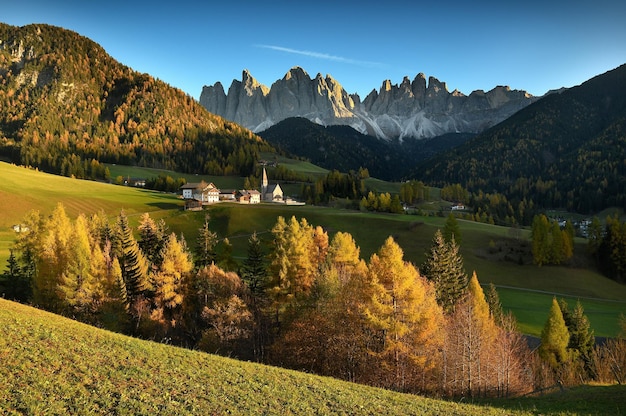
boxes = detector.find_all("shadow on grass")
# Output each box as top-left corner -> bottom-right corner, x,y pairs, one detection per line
475,384 -> 626,415
146,201 -> 183,210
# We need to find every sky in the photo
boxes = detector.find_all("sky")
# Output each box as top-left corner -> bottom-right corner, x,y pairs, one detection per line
3,0 -> 626,100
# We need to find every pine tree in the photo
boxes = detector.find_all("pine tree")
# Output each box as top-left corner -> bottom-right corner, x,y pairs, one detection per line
218,238 -> 238,272
195,214 -> 218,268
443,213 -> 462,245
485,283 -> 504,325
241,232 -> 266,297
194,264 -> 252,355
587,216 -> 603,261
531,214 -> 551,266
539,298 -> 571,371
421,229 -> 468,313
327,231 -> 361,284
138,213 -> 167,267
0,249 -> 30,302
559,299 -> 595,377
116,211 -> 150,307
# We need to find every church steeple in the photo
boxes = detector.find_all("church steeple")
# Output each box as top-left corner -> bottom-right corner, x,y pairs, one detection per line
261,166 -> 268,196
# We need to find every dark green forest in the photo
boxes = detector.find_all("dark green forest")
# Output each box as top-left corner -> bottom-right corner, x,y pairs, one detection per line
258,116 -> 474,181
0,23 -> 273,178
417,64 -> 626,218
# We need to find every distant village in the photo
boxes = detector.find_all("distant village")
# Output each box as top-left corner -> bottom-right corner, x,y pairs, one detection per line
179,167 -> 303,210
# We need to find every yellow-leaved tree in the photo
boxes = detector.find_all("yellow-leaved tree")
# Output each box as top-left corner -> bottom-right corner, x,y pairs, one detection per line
151,232 -> 193,338
364,236 -> 445,392
444,272 -> 500,397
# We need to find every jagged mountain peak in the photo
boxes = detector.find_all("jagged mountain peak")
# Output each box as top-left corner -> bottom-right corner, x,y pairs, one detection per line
283,66 -> 309,81
200,68 -> 538,140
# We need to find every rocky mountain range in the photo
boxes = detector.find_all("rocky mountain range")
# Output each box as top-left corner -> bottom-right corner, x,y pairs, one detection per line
200,67 -> 538,141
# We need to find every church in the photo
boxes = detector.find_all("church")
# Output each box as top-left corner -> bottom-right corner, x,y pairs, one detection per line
261,167 -> 284,202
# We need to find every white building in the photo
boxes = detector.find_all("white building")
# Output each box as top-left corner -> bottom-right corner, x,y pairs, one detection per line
180,181 -> 220,204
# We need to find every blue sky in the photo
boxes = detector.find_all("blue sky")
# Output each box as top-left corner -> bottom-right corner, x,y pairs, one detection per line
3,0 -> 625,100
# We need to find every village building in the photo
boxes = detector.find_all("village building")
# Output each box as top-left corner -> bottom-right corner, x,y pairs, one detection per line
219,189 -> 237,201
236,189 -> 261,204
180,181 -> 220,204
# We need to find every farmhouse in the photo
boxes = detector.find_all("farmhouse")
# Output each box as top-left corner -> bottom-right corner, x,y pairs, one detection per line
219,189 -> 237,201
236,189 -> 261,204
180,181 -> 220,204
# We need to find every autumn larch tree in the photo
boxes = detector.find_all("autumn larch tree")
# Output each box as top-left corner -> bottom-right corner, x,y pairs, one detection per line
194,264 -> 252,357
274,231 -> 371,381
444,272 -> 499,397
151,232 -> 193,339
266,216 -> 321,327
365,236 -> 445,392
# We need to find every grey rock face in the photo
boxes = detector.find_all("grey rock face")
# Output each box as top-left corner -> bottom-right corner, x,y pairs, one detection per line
199,67 -> 538,140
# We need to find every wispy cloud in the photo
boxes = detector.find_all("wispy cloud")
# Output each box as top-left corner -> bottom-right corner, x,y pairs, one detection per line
256,44 -> 385,68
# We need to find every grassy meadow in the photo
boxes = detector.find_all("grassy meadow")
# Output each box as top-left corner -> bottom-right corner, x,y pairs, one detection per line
1,161 -> 625,337
2,298 -> 625,415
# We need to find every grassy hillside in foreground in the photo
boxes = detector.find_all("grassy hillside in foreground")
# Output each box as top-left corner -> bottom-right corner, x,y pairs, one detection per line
2,298 -> 625,415
0,299 -> 504,415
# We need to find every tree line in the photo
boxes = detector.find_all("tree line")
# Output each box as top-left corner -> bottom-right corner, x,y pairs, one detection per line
3,205 -> 625,396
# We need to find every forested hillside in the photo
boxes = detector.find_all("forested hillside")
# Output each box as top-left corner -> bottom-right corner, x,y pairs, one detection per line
417,64 -> 626,215
0,23 -> 273,178
258,117 -> 474,181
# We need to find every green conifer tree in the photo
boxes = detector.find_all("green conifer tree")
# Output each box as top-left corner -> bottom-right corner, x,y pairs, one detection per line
116,211 -> 150,307
195,214 -> 218,268
241,232 -> 266,297
421,229 -> 468,314
138,213 -> 167,267
485,282 -> 504,326
0,249 -> 30,302
443,213 -> 462,245
559,299 -> 595,377
539,298 -> 571,371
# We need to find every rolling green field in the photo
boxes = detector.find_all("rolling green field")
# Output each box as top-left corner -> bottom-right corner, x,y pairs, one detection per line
105,163 -> 246,190
1,161 -> 625,337
2,298 -> 625,415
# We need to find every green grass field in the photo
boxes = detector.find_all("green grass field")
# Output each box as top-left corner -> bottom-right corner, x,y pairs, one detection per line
105,163 -> 246,190
2,298 -> 625,415
1,161 -> 625,337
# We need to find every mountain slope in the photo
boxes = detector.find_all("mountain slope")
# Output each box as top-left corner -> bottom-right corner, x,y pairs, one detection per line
1,298 -> 528,415
417,63 -> 626,214
258,117 -> 474,180
200,67 -> 537,141
0,23 -> 272,177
